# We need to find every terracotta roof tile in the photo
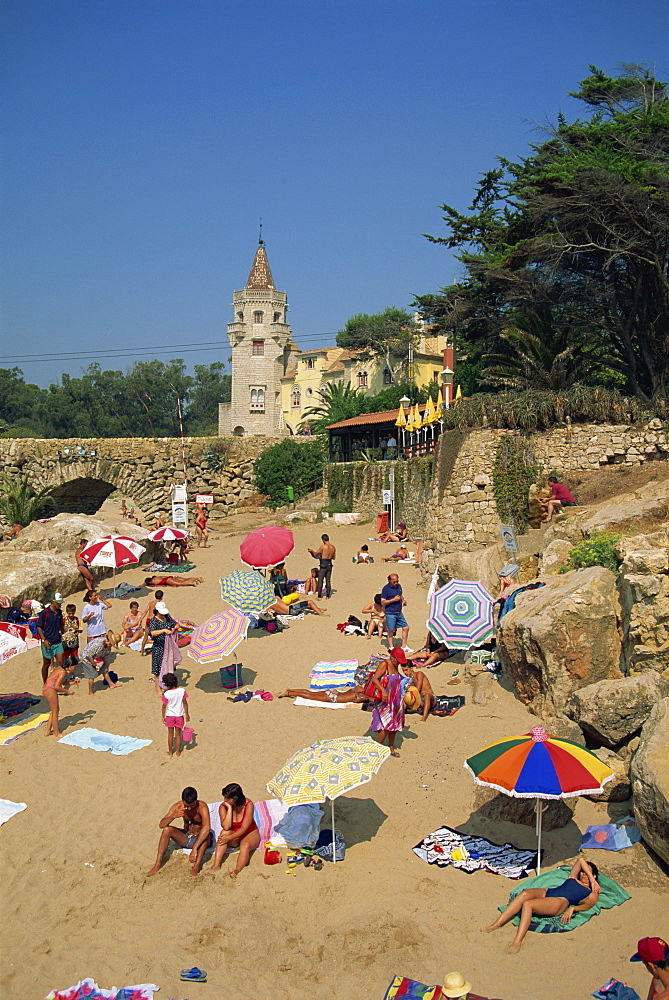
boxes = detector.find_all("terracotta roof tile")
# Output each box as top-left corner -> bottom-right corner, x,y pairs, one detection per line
326,404 -> 426,431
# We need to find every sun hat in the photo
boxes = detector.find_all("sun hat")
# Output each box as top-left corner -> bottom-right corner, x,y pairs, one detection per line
630,938 -> 669,963
498,563 -> 520,577
390,646 -> 407,664
403,685 -> 421,710
442,971 -> 472,998
155,601 -> 170,615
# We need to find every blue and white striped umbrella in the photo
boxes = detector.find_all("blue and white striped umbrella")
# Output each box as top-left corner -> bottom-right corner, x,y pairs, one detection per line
219,569 -> 275,616
427,578 -> 494,650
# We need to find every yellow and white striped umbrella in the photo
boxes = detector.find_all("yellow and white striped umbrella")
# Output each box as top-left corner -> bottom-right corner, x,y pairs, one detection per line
267,736 -> 390,806
422,395 -> 434,425
395,403 -> 407,429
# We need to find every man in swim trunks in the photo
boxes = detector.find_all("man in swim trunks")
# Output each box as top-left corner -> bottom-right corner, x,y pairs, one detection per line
147,786 -> 212,877
308,533 -> 336,599
144,575 -> 204,587
36,593 -> 65,683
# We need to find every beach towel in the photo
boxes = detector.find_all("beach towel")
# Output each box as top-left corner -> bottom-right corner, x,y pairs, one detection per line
45,979 -> 159,1000
383,977 -> 506,1000
0,712 -> 50,745
181,798 -> 289,855
0,798 -> 27,826
581,816 -> 641,851
593,979 -> 642,1000
293,696 -> 362,710
101,582 -> 143,598
0,692 -> 41,721
500,865 -> 631,933
413,824 -> 540,879
309,659 -> 358,691
58,729 -> 152,755
147,562 -> 196,573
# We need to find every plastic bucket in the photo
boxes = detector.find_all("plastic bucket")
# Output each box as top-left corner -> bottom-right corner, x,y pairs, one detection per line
182,726 -> 194,742
219,663 -> 241,689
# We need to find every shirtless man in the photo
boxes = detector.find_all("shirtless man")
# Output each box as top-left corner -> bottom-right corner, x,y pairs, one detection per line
308,533 -> 336,599
401,661 -> 436,721
147,786 -> 212,877
382,545 -> 410,563
143,574 -> 203,587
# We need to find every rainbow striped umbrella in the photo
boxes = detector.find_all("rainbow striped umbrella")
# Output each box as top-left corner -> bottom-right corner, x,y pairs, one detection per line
465,726 -> 613,872
187,609 -> 249,663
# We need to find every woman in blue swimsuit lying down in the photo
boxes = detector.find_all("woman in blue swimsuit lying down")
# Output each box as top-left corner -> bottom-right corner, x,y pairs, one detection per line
486,857 -> 600,952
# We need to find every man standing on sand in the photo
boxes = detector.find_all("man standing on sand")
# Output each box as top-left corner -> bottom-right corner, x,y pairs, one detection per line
147,786 -> 212,877
308,533 -> 336,599
381,572 -> 410,650
630,937 -> 669,1000
36,593 -> 65,683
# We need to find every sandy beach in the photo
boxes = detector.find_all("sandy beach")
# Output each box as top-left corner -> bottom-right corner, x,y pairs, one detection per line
0,508 -> 664,1000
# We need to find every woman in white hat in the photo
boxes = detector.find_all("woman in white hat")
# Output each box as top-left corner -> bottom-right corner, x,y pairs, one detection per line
442,971 -> 472,998
147,602 -> 179,693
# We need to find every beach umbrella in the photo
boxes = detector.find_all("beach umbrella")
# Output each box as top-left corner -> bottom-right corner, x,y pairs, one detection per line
428,578 -> 494,650
240,526 -> 294,570
465,725 -> 614,872
0,631 -> 28,665
219,569 -> 275,616
395,402 -> 407,456
188,609 -> 249,667
267,736 -> 390,864
79,535 -> 146,596
147,526 -> 188,542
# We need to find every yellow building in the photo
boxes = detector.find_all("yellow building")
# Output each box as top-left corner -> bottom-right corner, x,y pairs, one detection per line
280,322 -> 448,433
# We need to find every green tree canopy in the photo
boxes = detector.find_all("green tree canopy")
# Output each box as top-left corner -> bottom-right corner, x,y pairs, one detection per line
416,64 -> 669,406
253,438 -> 326,507
335,307 -> 421,383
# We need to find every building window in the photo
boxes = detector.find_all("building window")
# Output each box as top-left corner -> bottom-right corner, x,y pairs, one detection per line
250,388 -> 265,411
291,387 -> 301,408
305,358 -> 315,369
237,311 -> 244,321
357,371 -> 368,389
253,311 -> 264,324
252,340 -> 264,356
307,388 -> 313,396
433,370 -> 441,383
273,312 -> 281,323
383,368 -> 392,385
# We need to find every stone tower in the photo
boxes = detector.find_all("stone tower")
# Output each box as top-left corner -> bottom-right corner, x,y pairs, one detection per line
218,238 -> 297,437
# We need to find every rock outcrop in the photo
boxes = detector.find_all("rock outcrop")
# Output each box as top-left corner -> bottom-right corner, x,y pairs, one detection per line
566,671 -> 667,748
540,539 -> 573,575
616,530 -> 669,674
496,567 -> 623,717
588,749 -> 631,803
0,513 -> 154,604
629,697 -> 669,865
473,786 -> 576,830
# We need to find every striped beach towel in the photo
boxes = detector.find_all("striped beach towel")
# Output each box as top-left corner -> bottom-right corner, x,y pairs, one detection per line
309,660 -> 358,691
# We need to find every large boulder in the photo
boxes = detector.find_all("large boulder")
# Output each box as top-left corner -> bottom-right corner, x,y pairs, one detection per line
616,533 -> 669,674
580,479 -> 669,536
540,539 -> 573,575
566,671 -> 668,748
497,566 -> 622,717
438,540 -> 537,598
473,786 -> 575,830
629,698 -> 669,865
0,513 -> 153,604
587,748 -> 631,803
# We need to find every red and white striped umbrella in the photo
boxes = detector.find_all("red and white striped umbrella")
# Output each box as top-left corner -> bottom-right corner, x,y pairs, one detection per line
79,535 -> 146,568
147,526 -> 189,542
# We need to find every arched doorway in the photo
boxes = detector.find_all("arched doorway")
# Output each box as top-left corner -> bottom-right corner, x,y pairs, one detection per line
42,477 -> 117,516
233,425 -> 245,437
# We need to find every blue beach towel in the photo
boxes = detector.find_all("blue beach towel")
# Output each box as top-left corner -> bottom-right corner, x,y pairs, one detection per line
58,728 -> 152,755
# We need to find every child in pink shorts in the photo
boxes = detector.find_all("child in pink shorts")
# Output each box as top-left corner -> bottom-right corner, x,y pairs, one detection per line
161,672 -> 190,757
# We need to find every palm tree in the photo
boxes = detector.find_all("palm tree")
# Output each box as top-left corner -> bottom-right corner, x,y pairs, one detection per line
481,311 -> 610,391
299,382 -> 367,434
0,474 -> 56,527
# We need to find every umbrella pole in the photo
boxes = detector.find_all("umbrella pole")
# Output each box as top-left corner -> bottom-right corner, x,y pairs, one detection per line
535,798 -> 542,875
331,799 -> 336,865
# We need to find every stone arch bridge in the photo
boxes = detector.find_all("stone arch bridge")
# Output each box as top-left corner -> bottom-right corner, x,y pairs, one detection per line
0,436 -> 277,518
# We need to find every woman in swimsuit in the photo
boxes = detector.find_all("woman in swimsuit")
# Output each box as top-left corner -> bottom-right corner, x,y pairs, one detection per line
362,593 -> 385,639
75,540 -> 95,591
210,783 -> 260,878
410,631 -> 450,668
487,857 -> 600,951
277,686 -> 369,703
144,575 -> 204,587
42,663 -> 77,737
195,508 -> 209,548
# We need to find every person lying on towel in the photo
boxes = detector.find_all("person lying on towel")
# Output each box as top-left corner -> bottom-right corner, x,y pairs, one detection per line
487,857 -> 601,952
277,686 -> 369,704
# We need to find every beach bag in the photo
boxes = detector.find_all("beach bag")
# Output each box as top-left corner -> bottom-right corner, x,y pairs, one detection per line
432,694 -> 465,717
347,615 -> 363,628
354,662 -> 373,686
220,663 -> 242,689
314,828 -> 346,862
274,803 -> 324,848
264,844 -> 282,865
102,670 -> 118,687
363,672 -> 384,700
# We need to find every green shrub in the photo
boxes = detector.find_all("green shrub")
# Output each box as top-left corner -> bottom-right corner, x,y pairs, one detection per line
492,437 -> 539,531
253,438 -> 326,508
561,532 -> 623,574
321,501 -> 350,514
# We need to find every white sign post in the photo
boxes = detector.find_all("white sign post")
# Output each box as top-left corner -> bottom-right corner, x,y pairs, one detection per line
499,523 -> 519,554
171,484 -> 188,529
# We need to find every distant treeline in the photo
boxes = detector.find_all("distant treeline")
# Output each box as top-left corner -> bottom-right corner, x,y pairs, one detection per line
0,360 -> 230,438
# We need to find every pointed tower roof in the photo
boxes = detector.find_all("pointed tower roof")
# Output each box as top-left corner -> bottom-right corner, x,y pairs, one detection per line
246,238 -> 275,290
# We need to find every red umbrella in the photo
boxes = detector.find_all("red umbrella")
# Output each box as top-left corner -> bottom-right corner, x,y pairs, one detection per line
147,526 -> 189,542
240,526 -> 294,569
79,535 -> 146,596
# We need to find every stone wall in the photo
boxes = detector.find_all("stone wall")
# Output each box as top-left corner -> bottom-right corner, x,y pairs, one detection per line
0,436 -> 281,521
384,420 -> 667,573
324,457 -> 435,537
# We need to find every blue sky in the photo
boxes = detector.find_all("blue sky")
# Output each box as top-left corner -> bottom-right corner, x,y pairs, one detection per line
2,0 -> 667,387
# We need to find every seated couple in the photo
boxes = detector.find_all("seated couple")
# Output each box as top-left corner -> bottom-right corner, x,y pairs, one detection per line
266,587 -> 327,617
147,783 -> 259,878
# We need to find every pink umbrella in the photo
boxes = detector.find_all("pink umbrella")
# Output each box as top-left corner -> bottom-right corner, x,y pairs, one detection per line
240,526 -> 294,569
79,535 -> 146,595
147,526 -> 189,542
